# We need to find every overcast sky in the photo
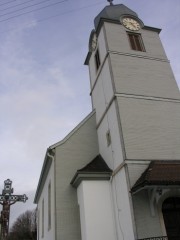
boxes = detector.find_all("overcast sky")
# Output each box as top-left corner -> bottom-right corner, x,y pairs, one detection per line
0,0 -> 179,226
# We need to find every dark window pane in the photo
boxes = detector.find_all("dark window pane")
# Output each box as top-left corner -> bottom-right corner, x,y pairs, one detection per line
95,49 -> 101,70
162,197 -> 180,240
129,34 -> 136,50
128,33 -> 145,52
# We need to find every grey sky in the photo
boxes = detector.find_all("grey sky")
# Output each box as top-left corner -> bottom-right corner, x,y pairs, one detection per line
0,0 -> 179,226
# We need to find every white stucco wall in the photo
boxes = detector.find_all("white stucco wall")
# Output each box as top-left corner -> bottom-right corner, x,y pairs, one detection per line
133,191 -> 163,239
97,101 -> 124,170
118,96 -> 180,160
110,53 -> 180,99
112,168 -> 135,240
104,22 -> 168,59
89,26 -> 107,88
77,180 -> 116,240
55,112 -> 99,240
91,59 -> 114,122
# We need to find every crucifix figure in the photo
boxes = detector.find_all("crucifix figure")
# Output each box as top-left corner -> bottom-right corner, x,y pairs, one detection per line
0,179 -> 28,240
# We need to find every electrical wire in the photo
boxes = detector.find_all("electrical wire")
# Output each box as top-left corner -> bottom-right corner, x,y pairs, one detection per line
0,0 -> 53,17
35,1 -> 105,23
0,0 -> 37,12
0,0 -> 68,23
0,0 -> 16,7
0,1 -> 105,27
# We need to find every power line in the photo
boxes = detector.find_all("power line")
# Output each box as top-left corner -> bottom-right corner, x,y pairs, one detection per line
0,0 -> 68,23
35,1 -> 105,23
0,0 -> 35,12
0,1 -> 105,33
0,0 -> 16,7
0,0 -> 53,17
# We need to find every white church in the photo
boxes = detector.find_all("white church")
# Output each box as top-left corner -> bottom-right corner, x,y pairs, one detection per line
34,2 -> 180,240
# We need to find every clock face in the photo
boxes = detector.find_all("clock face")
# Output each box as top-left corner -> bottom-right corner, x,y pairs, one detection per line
91,34 -> 97,51
122,17 -> 141,31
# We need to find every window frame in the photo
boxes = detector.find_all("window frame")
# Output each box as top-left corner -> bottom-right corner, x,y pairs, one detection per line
94,48 -> 101,71
127,32 -> 145,52
106,130 -> 111,147
48,181 -> 51,231
38,209 -> 40,240
42,199 -> 44,238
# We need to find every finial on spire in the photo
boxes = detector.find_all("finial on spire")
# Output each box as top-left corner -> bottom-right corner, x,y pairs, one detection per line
107,0 -> 114,5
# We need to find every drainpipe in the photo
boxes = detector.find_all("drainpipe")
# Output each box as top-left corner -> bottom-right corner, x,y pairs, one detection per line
47,149 -> 56,240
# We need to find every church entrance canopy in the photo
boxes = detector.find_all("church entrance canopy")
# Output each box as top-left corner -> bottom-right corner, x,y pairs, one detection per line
131,160 -> 180,194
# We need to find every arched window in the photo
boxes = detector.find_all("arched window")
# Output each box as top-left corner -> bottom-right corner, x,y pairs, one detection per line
162,197 -> 180,240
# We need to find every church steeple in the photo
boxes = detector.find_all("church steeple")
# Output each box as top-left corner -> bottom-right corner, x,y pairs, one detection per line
85,5 -> 180,237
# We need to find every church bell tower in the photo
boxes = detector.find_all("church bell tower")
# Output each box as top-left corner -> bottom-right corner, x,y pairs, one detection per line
85,2 -> 180,240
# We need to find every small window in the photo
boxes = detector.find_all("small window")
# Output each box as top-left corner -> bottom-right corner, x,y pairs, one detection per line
106,130 -> 111,146
95,49 -> 101,71
38,210 -> 40,240
42,199 -> 44,238
48,182 -> 51,230
128,33 -> 145,52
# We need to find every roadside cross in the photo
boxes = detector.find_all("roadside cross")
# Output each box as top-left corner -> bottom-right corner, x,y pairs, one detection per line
0,179 -> 28,240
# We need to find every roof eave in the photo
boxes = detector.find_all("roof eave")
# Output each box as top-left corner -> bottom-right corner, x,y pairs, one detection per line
143,25 -> 161,33
34,149 -> 54,203
71,172 -> 112,188
131,183 -> 180,195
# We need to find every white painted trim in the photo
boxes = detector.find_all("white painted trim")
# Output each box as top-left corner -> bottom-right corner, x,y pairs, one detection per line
108,50 -> 169,62
115,93 -> 180,102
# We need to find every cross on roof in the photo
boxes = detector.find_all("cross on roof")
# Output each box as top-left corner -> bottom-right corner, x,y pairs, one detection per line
107,0 -> 114,5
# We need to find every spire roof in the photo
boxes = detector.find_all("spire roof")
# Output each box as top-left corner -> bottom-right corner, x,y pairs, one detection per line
70,155 -> 112,188
94,4 -> 138,29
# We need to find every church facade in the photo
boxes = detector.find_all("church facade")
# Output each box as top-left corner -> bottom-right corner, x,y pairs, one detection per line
34,3 -> 180,240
